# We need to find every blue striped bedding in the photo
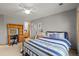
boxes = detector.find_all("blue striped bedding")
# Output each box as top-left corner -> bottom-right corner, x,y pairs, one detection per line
40,37 -> 71,51
23,37 -> 71,56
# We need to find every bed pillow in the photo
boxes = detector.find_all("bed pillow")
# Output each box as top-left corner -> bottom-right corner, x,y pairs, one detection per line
57,33 -> 65,39
58,32 -> 69,39
48,33 -> 67,39
49,33 -> 58,39
47,32 -> 69,39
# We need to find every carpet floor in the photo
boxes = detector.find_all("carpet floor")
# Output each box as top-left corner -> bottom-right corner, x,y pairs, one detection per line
0,44 -> 77,56
0,44 -> 22,56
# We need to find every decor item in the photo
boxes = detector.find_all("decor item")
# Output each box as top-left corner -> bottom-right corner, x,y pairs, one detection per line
37,23 -> 42,32
24,22 -> 28,33
30,22 -> 43,39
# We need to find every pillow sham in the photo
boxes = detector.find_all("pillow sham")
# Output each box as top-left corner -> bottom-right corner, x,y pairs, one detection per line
48,32 -> 68,39
57,33 -> 65,39
49,33 -> 58,38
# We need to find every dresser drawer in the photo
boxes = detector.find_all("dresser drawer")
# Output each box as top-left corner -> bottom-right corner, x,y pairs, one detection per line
18,34 -> 24,42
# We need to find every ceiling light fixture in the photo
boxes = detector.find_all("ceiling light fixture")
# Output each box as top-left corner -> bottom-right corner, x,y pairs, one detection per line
19,3 -> 33,15
24,9 -> 32,14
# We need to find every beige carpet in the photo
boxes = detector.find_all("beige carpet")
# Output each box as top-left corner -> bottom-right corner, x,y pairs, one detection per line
0,44 -> 22,56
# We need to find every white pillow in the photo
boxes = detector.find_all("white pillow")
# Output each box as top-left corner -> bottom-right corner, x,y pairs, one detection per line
48,33 -> 58,38
48,33 -> 65,39
53,33 -> 59,39
57,33 -> 65,39
47,33 -> 53,37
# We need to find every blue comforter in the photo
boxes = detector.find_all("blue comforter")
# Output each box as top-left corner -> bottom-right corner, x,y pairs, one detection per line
23,37 -> 71,56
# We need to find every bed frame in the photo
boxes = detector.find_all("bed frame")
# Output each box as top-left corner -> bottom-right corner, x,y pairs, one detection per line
22,42 -> 39,56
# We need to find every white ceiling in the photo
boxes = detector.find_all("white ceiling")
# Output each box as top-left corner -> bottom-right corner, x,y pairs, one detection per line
0,3 -> 78,21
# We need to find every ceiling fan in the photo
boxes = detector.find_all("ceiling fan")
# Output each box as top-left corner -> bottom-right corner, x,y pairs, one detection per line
18,3 -> 64,15
19,3 -> 33,14
7,3 -> 37,16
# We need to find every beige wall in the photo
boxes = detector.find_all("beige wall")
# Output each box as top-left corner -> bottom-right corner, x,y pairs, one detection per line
77,6 -> 79,55
32,9 -> 77,49
0,15 -> 7,44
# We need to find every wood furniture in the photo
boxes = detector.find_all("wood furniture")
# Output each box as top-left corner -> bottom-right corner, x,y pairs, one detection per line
7,24 -> 23,46
35,32 -> 44,39
24,32 -> 28,38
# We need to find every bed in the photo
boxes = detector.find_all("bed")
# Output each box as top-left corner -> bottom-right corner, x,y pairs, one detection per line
22,31 -> 71,56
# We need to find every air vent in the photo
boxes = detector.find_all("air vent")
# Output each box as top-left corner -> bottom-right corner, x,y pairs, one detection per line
59,3 -> 63,6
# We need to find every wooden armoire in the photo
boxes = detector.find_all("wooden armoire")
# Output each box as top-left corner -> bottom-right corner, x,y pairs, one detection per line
7,24 -> 24,46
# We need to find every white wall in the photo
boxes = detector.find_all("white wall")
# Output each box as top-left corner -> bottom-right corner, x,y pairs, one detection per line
32,9 -> 76,49
0,15 -> 28,44
5,16 -> 28,24
0,15 -> 7,44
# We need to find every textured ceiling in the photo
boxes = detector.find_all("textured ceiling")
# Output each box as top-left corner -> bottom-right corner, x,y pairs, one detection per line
0,3 -> 78,21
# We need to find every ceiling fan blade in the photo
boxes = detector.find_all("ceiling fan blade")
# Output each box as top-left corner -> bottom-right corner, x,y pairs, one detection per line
18,3 -> 34,10
8,9 -> 24,15
8,3 -> 36,15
